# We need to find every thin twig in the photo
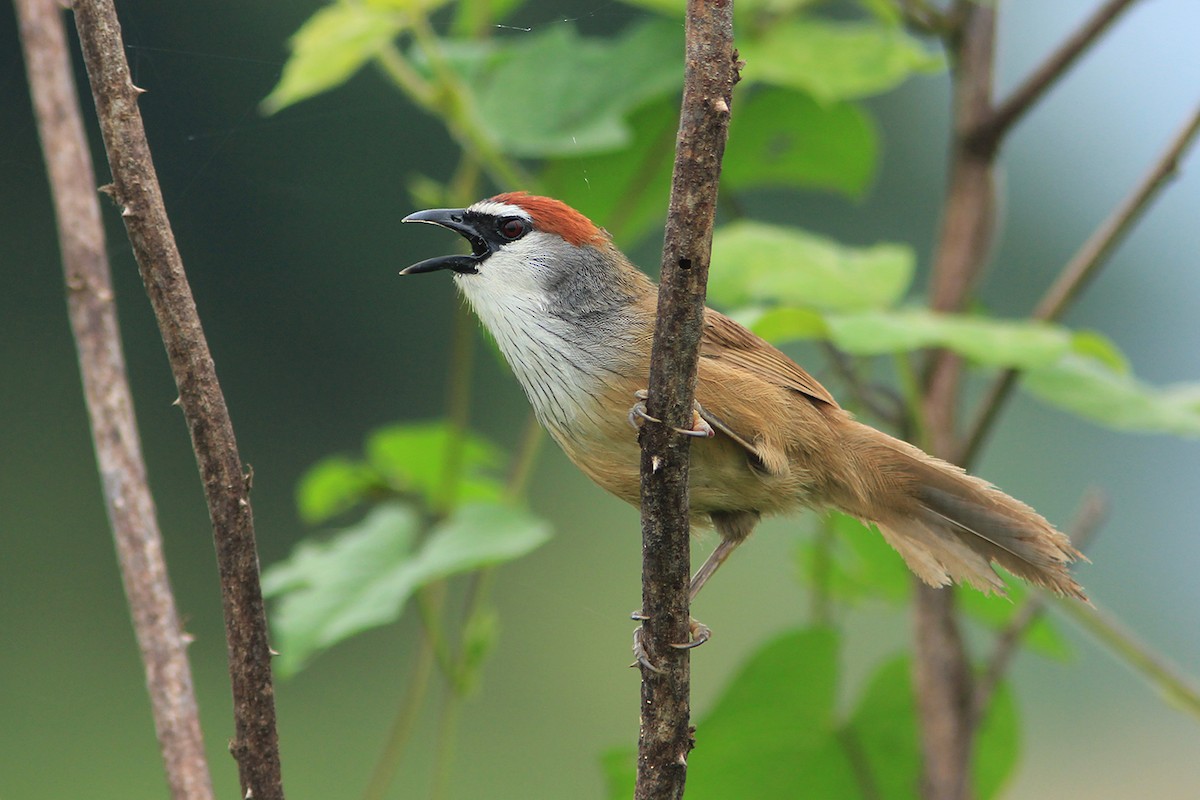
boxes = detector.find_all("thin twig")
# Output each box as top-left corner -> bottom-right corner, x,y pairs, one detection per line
69,1 -> 284,796
16,1 -> 214,797
960,104 -> 1200,466
971,0 -> 1143,152
1052,593 -> 1200,721
635,2 -> 738,798
972,491 -> 1107,718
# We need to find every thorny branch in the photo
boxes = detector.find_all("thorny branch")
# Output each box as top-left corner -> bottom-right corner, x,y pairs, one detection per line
70,1 -> 284,796
635,1 -> 738,798
15,0 -> 213,797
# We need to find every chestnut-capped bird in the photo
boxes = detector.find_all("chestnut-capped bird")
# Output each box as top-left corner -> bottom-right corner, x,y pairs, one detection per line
401,192 -> 1087,607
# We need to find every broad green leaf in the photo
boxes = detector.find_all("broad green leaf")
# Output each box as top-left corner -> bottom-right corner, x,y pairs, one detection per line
542,97 -> 679,247
847,656 -> 1019,800
960,584 -> 1072,661
710,222 -> 914,312
796,512 -> 912,604
686,628 -> 859,798
296,456 -> 382,524
264,4 -> 406,113
975,680 -> 1020,800
740,20 -> 944,102
468,20 -> 682,157
725,87 -> 878,197
734,306 -> 827,342
264,501 -> 551,675
263,502 -> 421,675
366,421 -> 505,505
823,309 -> 1073,368
1025,354 -> 1200,437
845,656 -> 920,799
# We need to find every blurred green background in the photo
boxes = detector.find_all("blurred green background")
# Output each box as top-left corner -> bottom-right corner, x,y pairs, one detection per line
2,1 -> 1198,797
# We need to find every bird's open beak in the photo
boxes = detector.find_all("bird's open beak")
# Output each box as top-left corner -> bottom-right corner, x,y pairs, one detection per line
400,208 -> 487,275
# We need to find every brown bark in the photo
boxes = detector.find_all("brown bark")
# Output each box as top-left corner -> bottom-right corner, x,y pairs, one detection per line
68,1 -> 284,796
15,0 -> 214,796
635,1 -> 739,798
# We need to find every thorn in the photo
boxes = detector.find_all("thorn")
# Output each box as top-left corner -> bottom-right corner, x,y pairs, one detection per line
171,396 -> 181,407
121,204 -> 134,217
238,497 -> 249,508
130,82 -> 147,95
268,647 -> 280,657
181,631 -> 195,645
714,98 -> 729,114
97,183 -> 116,197
651,455 -> 662,472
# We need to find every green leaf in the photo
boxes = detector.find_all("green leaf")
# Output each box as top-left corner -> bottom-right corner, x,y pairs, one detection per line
740,19 -> 944,102
264,501 -> 551,675
263,4 -> 407,114
686,628 -> 859,798
725,87 -> 878,197
709,222 -> 914,312
263,502 -> 421,676
975,680 -> 1020,799
468,20 -> 682,157
846,656 -> 1020,800
366,421 -> 505,505
796,512 -> 912,604
1025,354 -> 1200,437
542,97 -> 679,247
823,309 -> 1073,368
959,585 -> 1072,661
845,656 -> 920,799
296,456 -> 382,525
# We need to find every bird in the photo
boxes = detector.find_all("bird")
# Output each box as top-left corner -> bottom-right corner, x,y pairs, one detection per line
400,191 -> 1087,617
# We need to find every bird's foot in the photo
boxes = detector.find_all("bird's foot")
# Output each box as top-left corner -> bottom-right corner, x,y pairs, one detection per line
629,610 -> 713,673
627,390 -> 714,438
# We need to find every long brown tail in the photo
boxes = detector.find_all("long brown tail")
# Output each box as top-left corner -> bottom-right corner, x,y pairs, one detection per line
847,426 -> 1088,601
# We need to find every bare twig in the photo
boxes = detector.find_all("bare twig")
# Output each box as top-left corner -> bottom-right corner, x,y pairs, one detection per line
960,104 -> 1200,466
972,491 -> 1107,718
69,1 -> 284,796
635,1 -> 738,797
1053,594 -> 1200,721
915,7 -> 996,800
971,0 -> 1143,152
15,1 -> 214,797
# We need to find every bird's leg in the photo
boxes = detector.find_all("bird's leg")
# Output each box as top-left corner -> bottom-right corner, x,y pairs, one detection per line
630,613 -> 712,672
627,389 -> 714,438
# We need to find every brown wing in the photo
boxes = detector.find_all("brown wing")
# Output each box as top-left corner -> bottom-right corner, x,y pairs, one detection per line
700,309 -> 839,408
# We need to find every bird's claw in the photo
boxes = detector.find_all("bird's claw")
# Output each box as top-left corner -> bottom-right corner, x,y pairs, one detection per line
627,390 -> 715,438
629,611 -> 713,672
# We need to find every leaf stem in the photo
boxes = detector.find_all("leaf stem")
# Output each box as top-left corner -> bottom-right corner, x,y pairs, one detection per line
361,630 -> 438,800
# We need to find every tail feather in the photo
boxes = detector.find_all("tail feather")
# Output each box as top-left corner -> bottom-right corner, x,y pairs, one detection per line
849,428 -> 1087,601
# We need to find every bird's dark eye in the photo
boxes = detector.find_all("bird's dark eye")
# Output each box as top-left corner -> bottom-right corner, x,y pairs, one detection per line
498,217 -> 528,240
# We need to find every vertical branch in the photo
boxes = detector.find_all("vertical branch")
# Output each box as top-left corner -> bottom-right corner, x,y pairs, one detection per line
69,1 -> 284,797
15,1 -> 214,797
635,1 -> 738,798
915,6 -> 996,800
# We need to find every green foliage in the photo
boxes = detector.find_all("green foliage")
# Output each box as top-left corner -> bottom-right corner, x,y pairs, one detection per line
263,4 -> 412,114
295,420 -> 505,524
710,222 -> 915,311
605,629 -> 1020,798
739,19 -> 943,101
263,500 -> 550,676
462,20 -> 684,157
725,88 -> 878,197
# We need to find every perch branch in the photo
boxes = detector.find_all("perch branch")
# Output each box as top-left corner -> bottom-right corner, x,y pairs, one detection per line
635,1 -> 738,798
70,1 -> 284,796
15,0 -> 214,797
